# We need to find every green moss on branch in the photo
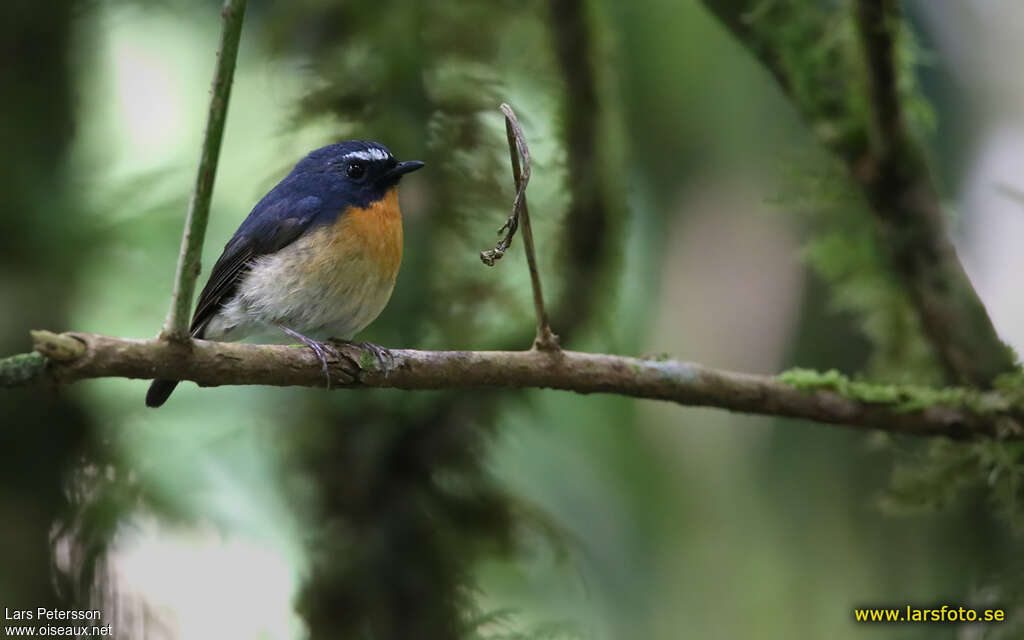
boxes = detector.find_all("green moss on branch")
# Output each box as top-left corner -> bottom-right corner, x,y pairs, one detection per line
0,351 -> 47,388
778,368 -> 1016,415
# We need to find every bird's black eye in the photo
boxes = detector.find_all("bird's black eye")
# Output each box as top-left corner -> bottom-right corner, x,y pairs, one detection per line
346,161 -> 366,180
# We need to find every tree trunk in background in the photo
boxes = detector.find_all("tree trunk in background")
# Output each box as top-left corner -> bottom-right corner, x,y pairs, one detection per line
0,0 -> 95,609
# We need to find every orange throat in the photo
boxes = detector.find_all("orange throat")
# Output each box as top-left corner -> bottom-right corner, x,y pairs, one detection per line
336,187 -> 404,278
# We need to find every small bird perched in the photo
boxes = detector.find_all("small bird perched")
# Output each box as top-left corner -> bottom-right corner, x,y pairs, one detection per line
146,141 -> 424,407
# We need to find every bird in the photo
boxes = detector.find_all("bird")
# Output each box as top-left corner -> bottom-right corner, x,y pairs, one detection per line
146,140 -> 424,408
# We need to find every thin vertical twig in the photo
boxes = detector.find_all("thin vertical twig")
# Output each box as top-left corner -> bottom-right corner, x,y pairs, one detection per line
480,104 -> 560,351
161,0 -> 247,341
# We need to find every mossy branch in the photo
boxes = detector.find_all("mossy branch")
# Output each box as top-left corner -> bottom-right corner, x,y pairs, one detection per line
161,0 -> 247,341
702,0 -> 1016,387
4,331 -> 1024,441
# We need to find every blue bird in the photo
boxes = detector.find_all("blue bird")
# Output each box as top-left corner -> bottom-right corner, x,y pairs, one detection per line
146,141 -> 424,407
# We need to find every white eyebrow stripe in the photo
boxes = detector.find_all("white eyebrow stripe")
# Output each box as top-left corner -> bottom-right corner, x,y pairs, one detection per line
342,148 -> 391,162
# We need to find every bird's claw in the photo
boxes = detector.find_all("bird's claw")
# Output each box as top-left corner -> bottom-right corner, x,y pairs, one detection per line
280,326 -> 352,389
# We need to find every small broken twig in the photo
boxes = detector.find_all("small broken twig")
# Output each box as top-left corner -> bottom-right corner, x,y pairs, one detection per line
480,104 -> 532,266
480,104 -> 560,350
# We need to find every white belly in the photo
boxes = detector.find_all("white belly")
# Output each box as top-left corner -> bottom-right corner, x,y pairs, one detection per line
202,227 -> 398,342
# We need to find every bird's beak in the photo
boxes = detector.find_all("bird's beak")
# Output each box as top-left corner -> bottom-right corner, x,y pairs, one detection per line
388,160 -> 425,180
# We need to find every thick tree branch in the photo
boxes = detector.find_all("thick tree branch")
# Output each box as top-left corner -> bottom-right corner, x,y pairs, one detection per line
850,0 -> 1013,387
161,0 -> 247,341
4,331 -> 1023,441
702,0 -> 1016,387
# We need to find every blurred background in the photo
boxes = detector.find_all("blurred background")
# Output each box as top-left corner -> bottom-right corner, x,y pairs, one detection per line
2,0 -> 1024,638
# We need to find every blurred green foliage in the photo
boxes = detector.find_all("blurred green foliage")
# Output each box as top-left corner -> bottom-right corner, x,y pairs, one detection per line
0,0 -> 97,612
3,0 -> 1024,639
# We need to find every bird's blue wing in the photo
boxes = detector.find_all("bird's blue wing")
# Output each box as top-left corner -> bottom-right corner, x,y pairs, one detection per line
190,192 -> 324,336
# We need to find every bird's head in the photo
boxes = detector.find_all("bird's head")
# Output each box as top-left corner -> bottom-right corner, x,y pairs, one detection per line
297,140 -> 424,208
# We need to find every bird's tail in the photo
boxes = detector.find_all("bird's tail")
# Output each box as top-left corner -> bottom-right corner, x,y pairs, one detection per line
146,379 -> 180,408
146,324 -> 206,408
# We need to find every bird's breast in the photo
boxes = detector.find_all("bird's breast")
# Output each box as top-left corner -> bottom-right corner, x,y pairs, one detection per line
224,187 -> 405,340
323,186 -> 404,280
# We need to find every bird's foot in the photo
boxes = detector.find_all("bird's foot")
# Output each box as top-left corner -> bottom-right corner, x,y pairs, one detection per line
279,326 -> 345,389
327,339 -> 395,377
